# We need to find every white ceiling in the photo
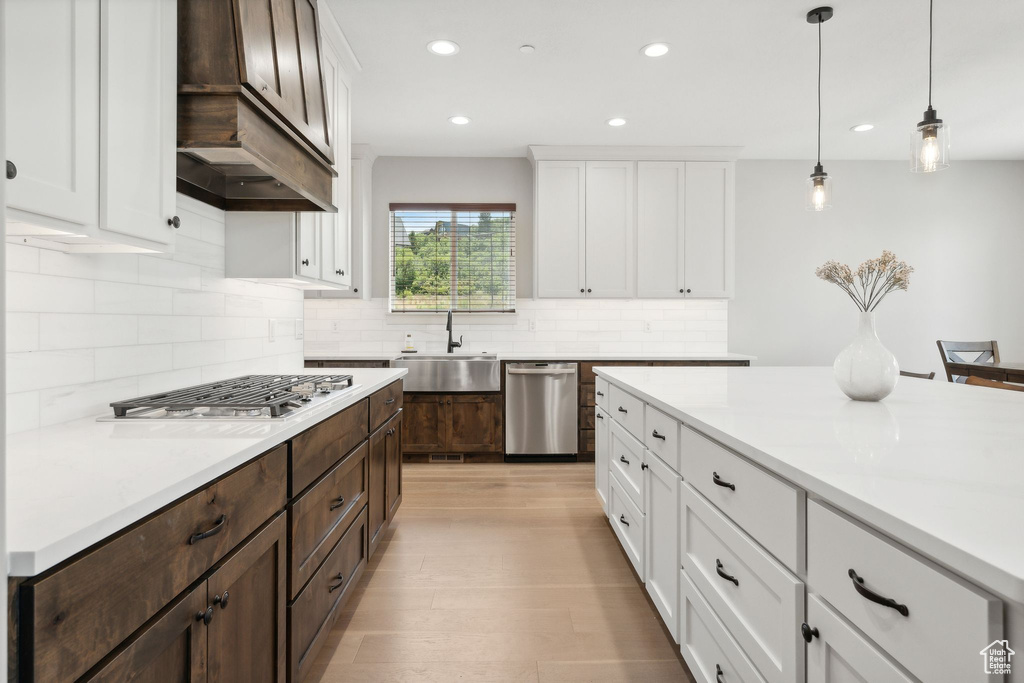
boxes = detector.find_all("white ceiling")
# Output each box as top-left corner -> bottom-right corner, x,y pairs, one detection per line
326,0 -> 1024,160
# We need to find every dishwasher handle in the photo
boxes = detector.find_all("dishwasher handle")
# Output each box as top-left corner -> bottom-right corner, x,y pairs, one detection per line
507,368 -> 576,375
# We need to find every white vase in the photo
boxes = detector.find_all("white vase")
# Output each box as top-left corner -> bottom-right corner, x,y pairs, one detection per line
833,312 -> 899,401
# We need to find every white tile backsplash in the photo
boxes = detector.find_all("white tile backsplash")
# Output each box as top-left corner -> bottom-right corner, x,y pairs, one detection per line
304,297 -> 728,356
5,195 -> 304,433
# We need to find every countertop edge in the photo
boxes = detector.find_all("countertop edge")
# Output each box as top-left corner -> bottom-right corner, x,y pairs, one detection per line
306,352 -> 757,362
594,366 -> 1024,604
8,368 -> 408,577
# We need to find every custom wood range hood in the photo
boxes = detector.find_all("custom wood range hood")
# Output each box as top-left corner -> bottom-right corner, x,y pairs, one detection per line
177,0 -> 338,212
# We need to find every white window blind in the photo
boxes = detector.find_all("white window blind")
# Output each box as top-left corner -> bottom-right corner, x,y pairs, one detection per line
389,203 -> 516,313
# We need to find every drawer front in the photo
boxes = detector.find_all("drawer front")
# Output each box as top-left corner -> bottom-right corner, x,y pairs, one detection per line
609,419 -> 645,510
368,380 -> 402,432
682,484 -> 804,683
807,501 -> 1001,683
680,425 -> 804,571
608,472 -> 644,578
290,506 -> 368,683
806,594 -> 915,683
22,446 -> 287,683
680,571 -> 767,683
289,441 -> 369,599
644,404 -> 680,473
594,377 -> 609,409
609,383 -> 644,440
292,399 -> 369,495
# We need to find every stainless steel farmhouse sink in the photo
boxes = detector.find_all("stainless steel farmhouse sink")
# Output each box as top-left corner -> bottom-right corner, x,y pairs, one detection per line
391,354 -> 500,392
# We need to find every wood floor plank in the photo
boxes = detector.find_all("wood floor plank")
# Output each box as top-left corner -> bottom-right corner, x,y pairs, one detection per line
538,659 -> 696,683
314,661 -> 540,682
340,607 -> 574,635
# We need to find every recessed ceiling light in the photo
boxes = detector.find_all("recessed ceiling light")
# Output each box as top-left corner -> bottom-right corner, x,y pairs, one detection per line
641,43 -> 670,57
427,40 -> 459,56
519,45 -> 535,54
606,117 -> 627,127
449,115 -> 471,125
850,123 -> 875,132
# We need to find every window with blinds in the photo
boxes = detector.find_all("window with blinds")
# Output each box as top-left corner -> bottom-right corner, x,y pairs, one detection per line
389,203 -> 516,313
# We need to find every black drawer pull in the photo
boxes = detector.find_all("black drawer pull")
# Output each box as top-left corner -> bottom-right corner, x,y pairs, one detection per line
640,462 -> 648,470
619,455 -> 630,465
801,622 -> 819,643
618,514 -> 629,527
617,406 -> 628,413
213,591 -> 229,609
712,472 -> 735,491
6,160 -> 16,179
328,572 -> 345,593
595,413 -> 604,420
716,664 -> 725,683
716,559 -> 739,586
329,495 -> 346,511
384,397 -> 396,405
196,606 -> 213,625
596,391 -> 604,396
651,429 -> 666,440
848,568 -> 909,616
189,514 -> 226,544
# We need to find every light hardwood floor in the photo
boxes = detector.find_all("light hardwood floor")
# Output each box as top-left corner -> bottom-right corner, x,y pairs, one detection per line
307,462 -> 695,682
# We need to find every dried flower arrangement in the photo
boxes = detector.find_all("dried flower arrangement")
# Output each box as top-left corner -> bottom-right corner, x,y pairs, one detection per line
815,251 -> 913,312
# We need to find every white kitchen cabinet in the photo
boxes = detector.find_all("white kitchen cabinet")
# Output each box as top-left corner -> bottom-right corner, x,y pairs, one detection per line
318,8 -> 352,288
595,406 -> 610,515
296,213 -> 321,279
584,161 -> 634,297
226,212 -> 344,290
5,0 -> 178,252
644,450 -> 680,642
536,161 -> 586,297
636,161 -> 734,298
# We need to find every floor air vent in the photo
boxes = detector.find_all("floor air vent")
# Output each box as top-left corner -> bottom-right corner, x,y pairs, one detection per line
429,454 -> 465,463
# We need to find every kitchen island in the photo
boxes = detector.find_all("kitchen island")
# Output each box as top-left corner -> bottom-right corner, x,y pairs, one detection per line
595,365 -> 1023,683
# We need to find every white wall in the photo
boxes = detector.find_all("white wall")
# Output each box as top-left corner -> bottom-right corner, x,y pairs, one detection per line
730,160 -> 1024,376
5,195 -> 305,433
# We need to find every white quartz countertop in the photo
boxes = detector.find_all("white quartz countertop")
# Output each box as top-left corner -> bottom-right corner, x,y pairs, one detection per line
308,352 -> 756,362
595,366 -> 1024,603
6,367 -> 407,577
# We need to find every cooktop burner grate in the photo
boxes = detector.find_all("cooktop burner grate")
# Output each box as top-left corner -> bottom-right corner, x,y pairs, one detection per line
110,374 -> 353,418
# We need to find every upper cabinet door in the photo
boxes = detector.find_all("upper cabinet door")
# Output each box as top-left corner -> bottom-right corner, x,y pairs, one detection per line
536,161 -> 586,298
235,0 -> 333,163
4,0 -> 99,233
683,162 -> 734,298
318,16 -> 351,287
637,162 -> 686,298
585,161 -> 635,298
296,212 -> 320,278
99,0 -> 177,246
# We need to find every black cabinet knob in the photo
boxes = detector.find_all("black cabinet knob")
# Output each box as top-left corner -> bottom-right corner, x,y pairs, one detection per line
6,160 -> 16,179
801,622 -> 819,643
679,288 -> 685,294
213,591 -> 229,609
302,259 -> 310,266
587,288 -> 592,293
341,270 -> 345,276
686,288 -> 692,293
640,462 -> 648,470
196,606 -> 214,625
580,288 -> 585,293
167,216 -> 180,229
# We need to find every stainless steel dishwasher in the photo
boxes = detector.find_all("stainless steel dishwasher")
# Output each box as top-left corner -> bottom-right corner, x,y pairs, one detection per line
505,362 -> 578,456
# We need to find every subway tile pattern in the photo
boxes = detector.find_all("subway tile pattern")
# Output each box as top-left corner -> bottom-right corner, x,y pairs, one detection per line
304,298 -> 728,356
5,196 -> 304,433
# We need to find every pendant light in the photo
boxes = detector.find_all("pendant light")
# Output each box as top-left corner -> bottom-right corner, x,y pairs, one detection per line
806,7 -> 833,211
911,0 -> 949,172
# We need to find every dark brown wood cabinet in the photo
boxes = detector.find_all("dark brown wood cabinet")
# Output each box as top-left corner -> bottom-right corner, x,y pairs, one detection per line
386,416 -> 403,519
368,411 -> 403,558
401,393 -> 502,455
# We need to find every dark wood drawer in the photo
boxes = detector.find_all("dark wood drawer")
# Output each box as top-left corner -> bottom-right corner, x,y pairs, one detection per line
291,400 -> 369,496
19,446 -> 287,683
579,406 -> 596,430
289,442 -> 368,599
580,361 -> 648,383
304,360 -> 321,368
580,383 -> 595,407
289,507 -> 368,682
321,360 -> 390,368
369,380 -> 403,433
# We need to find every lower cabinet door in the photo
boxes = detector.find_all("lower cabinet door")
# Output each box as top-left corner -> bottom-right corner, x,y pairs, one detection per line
386,411 -> 404,519
401,394 -> 447,453
368,421 -> 389,558
644,451 -> 680,642
680,571 -> 766,683
81,583 -> 208,682
594,407 -> 609,515
206,513 -> 287,683
447,394 -> 502,453
805,594 -> 915,683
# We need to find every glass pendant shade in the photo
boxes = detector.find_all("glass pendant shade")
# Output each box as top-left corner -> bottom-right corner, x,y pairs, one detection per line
910,110 -> 950,173
806,166 -> 832,211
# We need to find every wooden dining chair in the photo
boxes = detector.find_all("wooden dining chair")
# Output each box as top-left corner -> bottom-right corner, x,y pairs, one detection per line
936,340 -> 1000,383
965,376 -> 1024,393
899,370 -> 935,380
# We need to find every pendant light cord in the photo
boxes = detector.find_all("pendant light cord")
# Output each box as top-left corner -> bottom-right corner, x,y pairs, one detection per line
817,19 -> 822,165
928,0 -> 933,107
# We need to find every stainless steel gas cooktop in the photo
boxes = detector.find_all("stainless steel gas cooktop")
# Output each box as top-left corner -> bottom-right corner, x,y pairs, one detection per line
106,374 -> 359,420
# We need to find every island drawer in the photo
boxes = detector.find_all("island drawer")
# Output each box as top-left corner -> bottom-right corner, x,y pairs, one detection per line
680,570 -> 767,683
609,472 -> 644,578
609,383 -> 644,440
369,380 -> 403,432
644,404 -> 680,473
289,506 -> 368,682
681,484 -> 804,683
291,399 -> 369,496
289,441 -> 369,599
19,445 -> 287,683
807,501 -> 1002,683
679,425 -> 804,571
595,377 -> 609,409
609,419 -> 645,510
